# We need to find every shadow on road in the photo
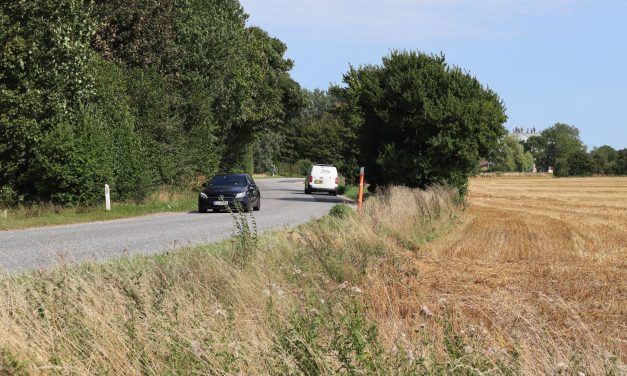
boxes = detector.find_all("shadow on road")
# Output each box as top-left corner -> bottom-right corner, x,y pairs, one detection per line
273,192 -> 346,204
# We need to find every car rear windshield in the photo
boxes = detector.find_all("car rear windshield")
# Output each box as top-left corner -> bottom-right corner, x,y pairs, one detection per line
209,175 -> 247,186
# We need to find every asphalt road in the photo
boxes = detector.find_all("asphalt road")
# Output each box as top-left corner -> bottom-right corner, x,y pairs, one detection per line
0,178 -> 347,273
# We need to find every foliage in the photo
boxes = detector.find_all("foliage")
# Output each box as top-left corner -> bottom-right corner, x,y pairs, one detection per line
0,0 -> 300,205
290,113 -> 345,166
615,149 -> 627,175
492,135 -> 535,172
566,150 -> 595,176
329,203 -> 354,218
336,51 -> 507,194
253,130 -> 284,174
0,0 -> 95,204
525,123 -> 585,171
228,206 -> 258,265
590,145 -> 618,174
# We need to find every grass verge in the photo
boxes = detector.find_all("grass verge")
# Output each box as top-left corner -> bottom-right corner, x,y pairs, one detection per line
0,184 -> 622,375
0,189 -> 196,231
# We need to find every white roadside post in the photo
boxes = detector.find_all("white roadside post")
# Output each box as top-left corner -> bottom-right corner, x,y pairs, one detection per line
104,184 -> 111,211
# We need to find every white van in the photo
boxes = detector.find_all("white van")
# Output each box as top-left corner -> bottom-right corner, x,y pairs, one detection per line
305,164 -> 339,195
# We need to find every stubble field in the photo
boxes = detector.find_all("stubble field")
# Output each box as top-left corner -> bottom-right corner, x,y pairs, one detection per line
413,176 -> 627,373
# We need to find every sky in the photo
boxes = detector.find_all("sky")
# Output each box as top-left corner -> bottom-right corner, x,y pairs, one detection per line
239,0 -> 627,149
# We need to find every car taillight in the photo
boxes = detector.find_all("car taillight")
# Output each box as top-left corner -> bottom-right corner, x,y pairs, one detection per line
309,175 -> 312,183
335,176 -> 339,184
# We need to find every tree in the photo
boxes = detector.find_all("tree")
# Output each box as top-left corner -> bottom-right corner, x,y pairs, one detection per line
614,149 -> 627,175
337,51 -> 507,193
220,26 -> 302,173
0,0 -> 96,204
526,123 -> 585,171
1,0 -> 301,205
566,150 -> 594,176
492,135 -> 534,172
590,145 -> 618,174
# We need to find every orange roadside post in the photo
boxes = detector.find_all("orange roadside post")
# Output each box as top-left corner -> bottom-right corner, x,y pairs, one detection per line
357,167 -> 364,211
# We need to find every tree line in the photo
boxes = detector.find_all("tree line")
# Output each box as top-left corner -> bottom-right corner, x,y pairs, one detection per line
1,0 -> 301,205
487,123 -> 627,176
6,1 -> 619,207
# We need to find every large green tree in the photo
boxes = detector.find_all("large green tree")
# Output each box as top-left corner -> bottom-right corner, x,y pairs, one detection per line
525,123 -> 585,172
337,51 -> 507,193
1,0 -> 301,205
221,26 -> 302,173
0,0 -> 98,204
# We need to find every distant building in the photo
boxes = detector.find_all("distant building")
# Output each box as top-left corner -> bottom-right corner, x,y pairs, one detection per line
510,126 -> 540,142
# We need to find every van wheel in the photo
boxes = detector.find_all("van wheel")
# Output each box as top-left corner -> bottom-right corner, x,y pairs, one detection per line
305,188 -> 311,194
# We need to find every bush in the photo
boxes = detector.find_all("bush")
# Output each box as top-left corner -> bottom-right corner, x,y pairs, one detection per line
329,204 -> 354,218
296,159 -> 313,176
337,51 -> 507,195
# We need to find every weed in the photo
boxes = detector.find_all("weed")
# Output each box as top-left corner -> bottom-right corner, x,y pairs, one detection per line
0,347 -> 28,376
228,204 -> 258,265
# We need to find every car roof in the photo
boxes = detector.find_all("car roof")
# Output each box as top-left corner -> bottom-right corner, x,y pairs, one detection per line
213,173 -> 248,177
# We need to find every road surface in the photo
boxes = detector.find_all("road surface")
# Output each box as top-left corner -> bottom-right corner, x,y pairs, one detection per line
0,178 -> 347,272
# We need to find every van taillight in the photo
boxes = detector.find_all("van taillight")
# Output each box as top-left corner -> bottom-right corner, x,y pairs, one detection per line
309,175 -> 313,183
335,176 -> 339,184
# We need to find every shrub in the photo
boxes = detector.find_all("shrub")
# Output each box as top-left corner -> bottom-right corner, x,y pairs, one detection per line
329,203 -> 354,218
337,51 -> 507,195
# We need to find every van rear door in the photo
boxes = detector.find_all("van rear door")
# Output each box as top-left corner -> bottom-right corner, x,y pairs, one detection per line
311,166 -> 337,189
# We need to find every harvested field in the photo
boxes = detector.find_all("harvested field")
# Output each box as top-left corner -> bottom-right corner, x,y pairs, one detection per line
410,176 -> 627,373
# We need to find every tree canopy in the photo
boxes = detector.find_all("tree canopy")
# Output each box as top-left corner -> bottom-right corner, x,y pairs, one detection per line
0,0 -> 301,205
335,51 -> 507,193
525,123 -> 585,172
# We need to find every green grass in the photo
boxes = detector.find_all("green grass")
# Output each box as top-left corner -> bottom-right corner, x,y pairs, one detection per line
0,194 -> 196,231
339,185 -> 370,201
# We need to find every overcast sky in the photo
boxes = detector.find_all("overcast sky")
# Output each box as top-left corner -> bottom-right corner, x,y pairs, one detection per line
239,0 -> 627,149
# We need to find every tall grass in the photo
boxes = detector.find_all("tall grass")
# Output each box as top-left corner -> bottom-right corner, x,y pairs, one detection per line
0,184 -> 622,375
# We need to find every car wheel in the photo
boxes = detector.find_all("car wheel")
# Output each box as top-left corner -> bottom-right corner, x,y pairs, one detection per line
253,199 -> 261,211
330,190 -> 337,196
198,206 -> 206,213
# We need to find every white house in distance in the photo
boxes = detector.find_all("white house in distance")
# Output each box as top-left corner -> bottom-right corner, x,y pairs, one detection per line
510,126 -> 540,142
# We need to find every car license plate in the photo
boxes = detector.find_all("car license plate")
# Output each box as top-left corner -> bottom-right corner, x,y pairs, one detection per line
213,200 -> 228,206
314,179 -> 323,184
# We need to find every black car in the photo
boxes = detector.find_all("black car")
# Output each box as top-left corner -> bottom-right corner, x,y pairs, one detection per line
198,174 -> 261,213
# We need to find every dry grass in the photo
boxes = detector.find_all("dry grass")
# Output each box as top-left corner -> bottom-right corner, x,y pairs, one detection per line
0,178 -> 624,375
367,176 -> 626,374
